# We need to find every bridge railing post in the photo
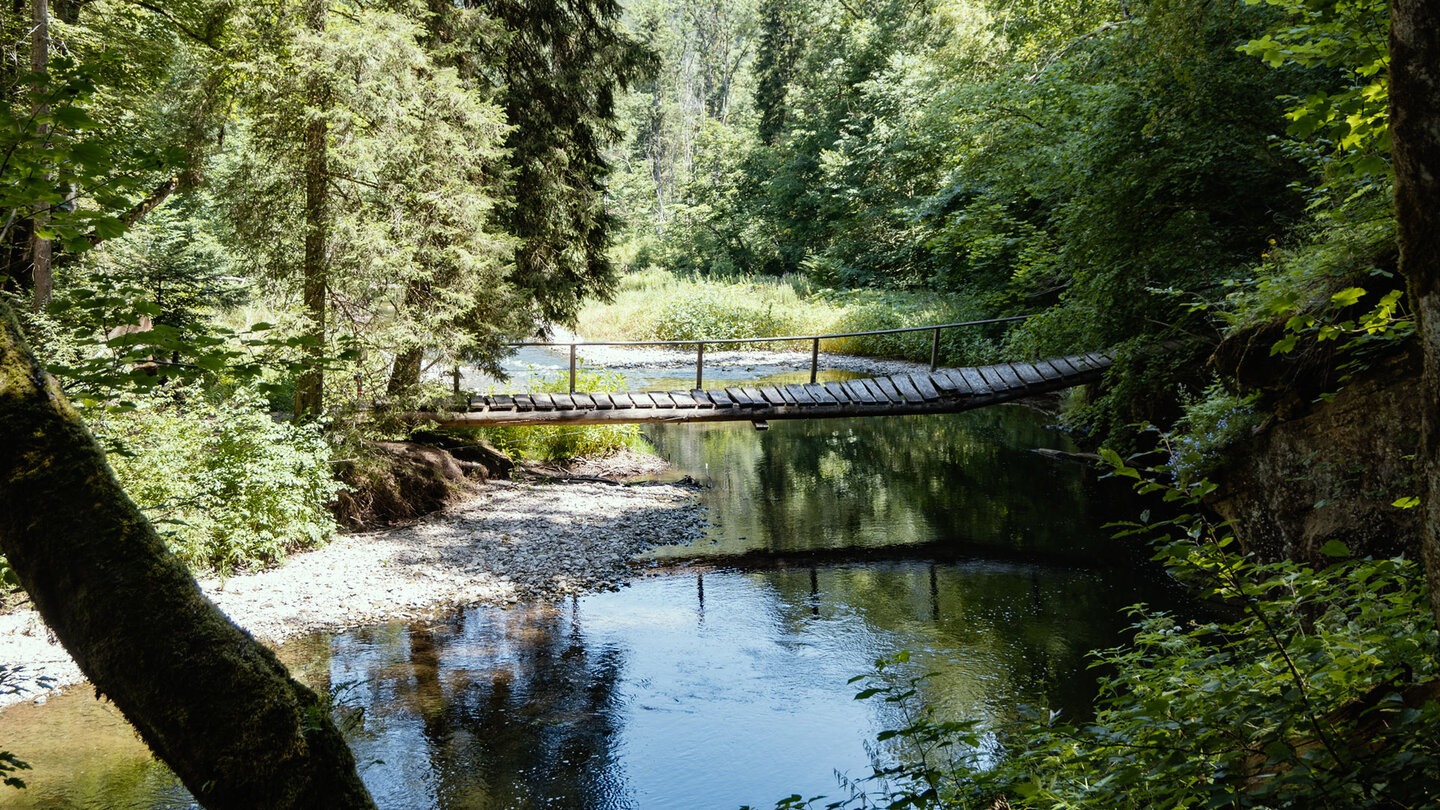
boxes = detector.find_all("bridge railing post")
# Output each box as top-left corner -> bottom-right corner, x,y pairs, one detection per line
930,327 -> 941,372
696,342 -> 705,390
810,337 -> 820,383
569,344 -> 577,393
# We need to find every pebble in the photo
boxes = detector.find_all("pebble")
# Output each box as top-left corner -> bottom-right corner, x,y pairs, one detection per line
0,476 -> 708,707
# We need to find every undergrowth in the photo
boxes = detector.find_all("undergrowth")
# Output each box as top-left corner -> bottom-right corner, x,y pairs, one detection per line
91,386 -> 344,574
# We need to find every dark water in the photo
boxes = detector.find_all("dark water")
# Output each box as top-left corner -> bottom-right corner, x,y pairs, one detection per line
0,404 -> 1179,810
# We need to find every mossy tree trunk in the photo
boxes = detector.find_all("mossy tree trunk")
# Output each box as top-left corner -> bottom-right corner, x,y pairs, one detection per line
0,301 -> 376,809
1392,0 -> 1440,629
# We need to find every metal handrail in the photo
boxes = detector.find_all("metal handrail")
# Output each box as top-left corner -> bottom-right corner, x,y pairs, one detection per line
501,315 -> 1031,393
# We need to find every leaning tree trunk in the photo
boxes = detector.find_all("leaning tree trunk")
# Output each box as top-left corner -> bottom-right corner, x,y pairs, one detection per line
1392,0 -> 1440,628
0,301 -> 376,809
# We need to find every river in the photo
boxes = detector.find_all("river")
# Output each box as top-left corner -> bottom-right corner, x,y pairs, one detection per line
0,371 -> 1181,809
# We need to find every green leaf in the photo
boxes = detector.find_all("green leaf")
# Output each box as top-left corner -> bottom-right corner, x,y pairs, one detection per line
1392,496 -> 1420,509
1270,334 -> 1299,355
1319,539 -> 1349,557
1330,287 -> 1367,307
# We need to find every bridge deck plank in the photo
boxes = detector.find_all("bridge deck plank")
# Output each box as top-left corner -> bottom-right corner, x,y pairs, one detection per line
978,366 -> 1008,389
1032,360 -> 1063,382
608,392 -> 632,409
1012,363 -> 1045,387
990,364 -> 1024,391
591,393 -> 614,409
552,393 -> 576,410
777,385 -> 799,405
1084,351 -> 1111,368
649,392 -> 675,408
491,394 -> 515,410
871,377 -> 902,401
845,380 -> 877,404
513,394 -> 535,411
856,379 -> 887,402
823,381 -> 852,404
668,391 -> 697,408
805,383 -> 838,405
892,375 -> 924,402
708,389 -> 735,408
1067,355 -> 1097,373
786,384 -> 816,405
1047,357 -> 1078,376
631,393 -> 657,409
689,389 -> 715,407
759,385 -> 787,406
930,372 -> 961,394
725,387 -> 756,407
741,387 -> 768,407
572,393 -> 596,409
911,374 -> 942,401
534,393 -> 559,410
938,369 -> 974,396
957,368 -> 989,394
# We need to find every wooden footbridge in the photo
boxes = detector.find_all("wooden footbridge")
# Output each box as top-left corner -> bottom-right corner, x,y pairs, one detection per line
427,318 -> 1115,429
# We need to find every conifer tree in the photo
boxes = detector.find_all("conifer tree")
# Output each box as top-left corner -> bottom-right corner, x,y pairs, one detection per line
467,0 -> 655,326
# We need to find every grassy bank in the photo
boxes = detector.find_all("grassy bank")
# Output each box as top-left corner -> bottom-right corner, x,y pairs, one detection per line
577,269 -> 1012,367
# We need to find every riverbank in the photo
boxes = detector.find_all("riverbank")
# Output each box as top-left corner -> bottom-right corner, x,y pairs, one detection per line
0,470 -> 708,708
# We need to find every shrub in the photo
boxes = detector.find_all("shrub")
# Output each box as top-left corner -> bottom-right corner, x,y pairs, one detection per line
94,387 -> 344,573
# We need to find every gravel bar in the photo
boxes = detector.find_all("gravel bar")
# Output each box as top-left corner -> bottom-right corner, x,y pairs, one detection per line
0,477 -> 707,708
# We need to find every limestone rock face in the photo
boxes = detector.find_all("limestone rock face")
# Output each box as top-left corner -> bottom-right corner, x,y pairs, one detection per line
1208,349 -> 1421,563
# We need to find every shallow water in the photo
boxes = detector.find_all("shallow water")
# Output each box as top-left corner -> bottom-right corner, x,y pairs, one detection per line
0,405 -> 1178,810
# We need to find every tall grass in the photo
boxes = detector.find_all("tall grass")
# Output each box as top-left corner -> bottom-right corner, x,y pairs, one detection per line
577,269 -> 1009,366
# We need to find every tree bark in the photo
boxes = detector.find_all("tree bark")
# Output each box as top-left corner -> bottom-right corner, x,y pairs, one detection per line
387,345 -> 424,397
0,300 -> 376,809
1391,0 -> 1440,627
29,0 -> 52,313
294,0 -> 329,418
385,280 -> 430,397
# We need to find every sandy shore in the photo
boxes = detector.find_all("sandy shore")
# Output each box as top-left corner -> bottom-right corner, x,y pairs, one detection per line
0,473 -> 707,708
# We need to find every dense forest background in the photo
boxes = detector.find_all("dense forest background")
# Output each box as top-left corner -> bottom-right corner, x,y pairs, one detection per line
604,0 -> 1396,444
1,0 -> 1396,449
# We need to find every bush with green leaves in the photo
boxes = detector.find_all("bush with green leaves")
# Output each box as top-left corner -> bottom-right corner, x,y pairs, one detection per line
93,387 -> 344,573
472,369 -> 650,462
769,462 -> 1440,810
